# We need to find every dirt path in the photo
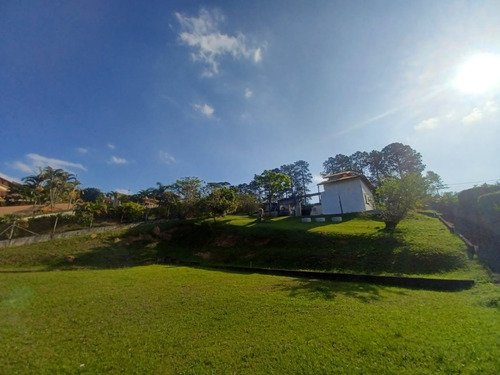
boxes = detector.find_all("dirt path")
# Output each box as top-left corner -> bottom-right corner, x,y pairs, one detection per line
0,204 -> 73,216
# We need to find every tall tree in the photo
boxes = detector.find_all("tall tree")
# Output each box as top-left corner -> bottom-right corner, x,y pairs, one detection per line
170,177 -> 204,219
322,154 -> 352,175
24,167 -> 79,209
366,150 -> 386,185
253,170 -> 291,213
381,143 -> 425,178
350,151 -> 369,175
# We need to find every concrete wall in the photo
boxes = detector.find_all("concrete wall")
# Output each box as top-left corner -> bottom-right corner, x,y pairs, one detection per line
321,178 -> 373,215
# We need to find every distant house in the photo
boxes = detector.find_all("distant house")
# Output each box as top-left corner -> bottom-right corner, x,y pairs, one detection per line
0,175 -> 13,202
316,171 -> 375,215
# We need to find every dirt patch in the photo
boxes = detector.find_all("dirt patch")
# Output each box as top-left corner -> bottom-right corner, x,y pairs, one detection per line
214,234 -> 238,247
195,252 -> 212,260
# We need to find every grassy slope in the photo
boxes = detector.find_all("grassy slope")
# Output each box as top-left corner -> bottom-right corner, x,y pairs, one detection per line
0,213 -> 474,277
1,266 -> 499,374
1,213 -> 499,374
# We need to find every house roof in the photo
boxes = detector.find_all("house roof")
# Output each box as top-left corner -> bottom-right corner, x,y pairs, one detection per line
318,171 -> 375,191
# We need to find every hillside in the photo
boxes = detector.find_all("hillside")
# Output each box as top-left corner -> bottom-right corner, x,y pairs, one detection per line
0,212 -> 473,277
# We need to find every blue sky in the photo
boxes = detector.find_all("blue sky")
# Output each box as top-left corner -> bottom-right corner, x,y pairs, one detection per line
1,0 -> 499,194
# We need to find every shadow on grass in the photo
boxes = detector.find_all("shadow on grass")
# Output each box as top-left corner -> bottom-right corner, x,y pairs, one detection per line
39,215 -> 466,277
279,278 -> 387,302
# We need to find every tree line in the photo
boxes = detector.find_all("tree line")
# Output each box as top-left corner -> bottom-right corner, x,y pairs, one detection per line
3,143 -> 450,229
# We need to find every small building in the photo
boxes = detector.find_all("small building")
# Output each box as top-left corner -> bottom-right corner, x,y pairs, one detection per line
0,175 -> 13,203
317,171 -> 375,215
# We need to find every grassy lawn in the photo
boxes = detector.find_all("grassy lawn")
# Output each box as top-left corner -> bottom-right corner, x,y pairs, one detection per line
1,213 -> 498,373
1,265 -> 499,374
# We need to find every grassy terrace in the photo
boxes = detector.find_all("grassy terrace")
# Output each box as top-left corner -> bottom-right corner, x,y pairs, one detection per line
1,213 -> 499,374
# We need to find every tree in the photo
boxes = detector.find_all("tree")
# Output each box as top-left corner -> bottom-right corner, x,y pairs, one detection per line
202,187 -> 237,222
376,173 -> 428,230
24,167 -> 79,209
170,177 -> 203,218
381,143 -> 425,178
235,192 -> 260,214
425,171 -> 447,197
366,150 -> 386,185
322,154 -> 352,175
81,187 -> 104,203
253,170 -> 291,214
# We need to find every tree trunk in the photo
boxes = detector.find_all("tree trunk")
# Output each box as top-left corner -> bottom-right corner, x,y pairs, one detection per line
384,220 -> 398,231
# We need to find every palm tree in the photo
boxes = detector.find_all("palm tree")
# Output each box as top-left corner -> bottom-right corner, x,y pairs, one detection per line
27,167 -> 79,209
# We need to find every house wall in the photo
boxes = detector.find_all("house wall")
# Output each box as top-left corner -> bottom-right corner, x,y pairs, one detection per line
320,178 -> 374,215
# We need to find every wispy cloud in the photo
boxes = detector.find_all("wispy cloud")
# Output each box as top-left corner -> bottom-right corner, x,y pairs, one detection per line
159,150 -> 176,165
108,156 -> 128,165
107,143 -> 116,150
415,117 -> 439,131
245,88 -> 253,98
194,103 -> 215,117
76,147 -> 88,154
462,108 -> 483,124
12,154 -> 87,174
176,8 -> 263,77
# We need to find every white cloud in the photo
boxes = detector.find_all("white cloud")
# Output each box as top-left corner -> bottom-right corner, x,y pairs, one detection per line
245,88 -> 253,98
12,154 -> 87,173
12,161 -> 34,174
462,108 -> 483,124
254,48 -> 262,63
194,103 -> 215,117
107,143 -> 116,150
76,147 -> 88,154
108,156 -> 128,165
159,151 -> 176,165
415,117 -> 439,131
176,8 -> 262,76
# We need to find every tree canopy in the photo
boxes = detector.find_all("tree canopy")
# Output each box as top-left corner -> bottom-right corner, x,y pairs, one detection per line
322,143 -> 426,185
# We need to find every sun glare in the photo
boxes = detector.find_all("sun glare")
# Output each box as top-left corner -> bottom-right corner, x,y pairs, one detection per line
453,53 -> 500,94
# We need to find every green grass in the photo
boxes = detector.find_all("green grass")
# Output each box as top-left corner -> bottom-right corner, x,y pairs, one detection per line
1,266 -> 499,374
0,213 -> 498,373
0,213 -> 472,277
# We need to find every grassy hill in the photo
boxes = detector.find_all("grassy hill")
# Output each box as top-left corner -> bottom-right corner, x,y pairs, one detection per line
0,212 -> 473,277
1,212 -> 499,374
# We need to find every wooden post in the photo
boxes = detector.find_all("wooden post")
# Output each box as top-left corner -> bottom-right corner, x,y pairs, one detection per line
7,221 -> 16,247
51,216 -> 59,239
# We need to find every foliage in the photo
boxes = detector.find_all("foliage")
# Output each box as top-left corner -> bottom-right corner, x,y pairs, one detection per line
21,167 -> 80,209
114,202 -> 145,222
376,173 -> 428,230
75,201 -> 108,227
170,177 -> 203,219
477,190 -> 500,220
253,170 -> 291,212
201,187 -> 237,222
322,142 -> 426,186
80,187 -> 104,203
279,160 -> 313,200
235,192 -> 260,214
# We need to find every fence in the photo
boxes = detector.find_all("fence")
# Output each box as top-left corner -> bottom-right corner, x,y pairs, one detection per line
0,223 -> 142,249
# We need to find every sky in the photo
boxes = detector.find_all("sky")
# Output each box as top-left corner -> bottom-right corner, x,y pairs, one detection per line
1,0 -> 500,194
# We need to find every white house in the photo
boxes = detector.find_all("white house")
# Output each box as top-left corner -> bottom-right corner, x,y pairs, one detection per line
316,171 -> 375,215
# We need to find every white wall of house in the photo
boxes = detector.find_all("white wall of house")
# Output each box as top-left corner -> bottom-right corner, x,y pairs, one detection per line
320,178 -> 375,215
